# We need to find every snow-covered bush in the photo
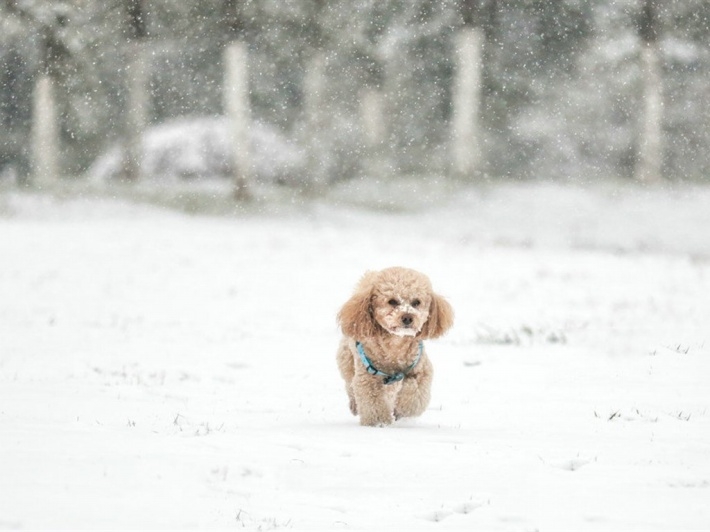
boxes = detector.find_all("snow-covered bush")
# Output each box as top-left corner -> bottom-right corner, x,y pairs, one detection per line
87,116 -> 306,185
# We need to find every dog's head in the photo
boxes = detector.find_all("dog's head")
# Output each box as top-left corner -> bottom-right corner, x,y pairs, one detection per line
337,267 -> 454,341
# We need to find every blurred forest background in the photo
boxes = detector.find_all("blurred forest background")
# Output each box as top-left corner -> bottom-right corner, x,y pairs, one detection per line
1,0 -> 709,200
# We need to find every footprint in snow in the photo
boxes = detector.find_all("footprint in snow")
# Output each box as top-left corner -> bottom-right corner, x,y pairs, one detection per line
550,457 -> 593,471
454,501 -> 484,514
420,501 -> 485,522
421,509 -> 454,522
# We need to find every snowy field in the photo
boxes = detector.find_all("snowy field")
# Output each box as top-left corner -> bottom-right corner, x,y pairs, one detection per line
1,181 -> 709,530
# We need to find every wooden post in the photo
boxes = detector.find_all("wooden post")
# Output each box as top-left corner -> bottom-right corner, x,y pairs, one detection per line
223,40 -> 252,201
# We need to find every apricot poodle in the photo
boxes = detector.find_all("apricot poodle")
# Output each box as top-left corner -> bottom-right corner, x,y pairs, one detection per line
336,267 -> 454,426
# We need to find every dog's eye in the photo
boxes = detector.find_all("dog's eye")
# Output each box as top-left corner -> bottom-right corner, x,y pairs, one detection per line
388,299 -> 399,307
411,299 -> 421,308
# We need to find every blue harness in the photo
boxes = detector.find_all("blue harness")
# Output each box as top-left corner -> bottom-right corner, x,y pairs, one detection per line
355,341 -> 423,385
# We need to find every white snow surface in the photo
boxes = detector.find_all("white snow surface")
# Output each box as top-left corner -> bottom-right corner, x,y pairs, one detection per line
1,182 -> 710,530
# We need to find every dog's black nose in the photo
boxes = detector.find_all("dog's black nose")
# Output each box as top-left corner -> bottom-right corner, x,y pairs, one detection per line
401,314 -> 414,327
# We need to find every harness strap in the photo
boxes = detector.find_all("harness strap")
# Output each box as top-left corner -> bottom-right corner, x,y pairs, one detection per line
355,341 -> 423,385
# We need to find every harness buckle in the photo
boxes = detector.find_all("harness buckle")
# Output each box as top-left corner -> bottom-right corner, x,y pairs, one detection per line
383,372 -> 405,385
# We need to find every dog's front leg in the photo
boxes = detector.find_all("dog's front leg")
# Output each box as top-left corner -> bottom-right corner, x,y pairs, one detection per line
394,357 -> 433,419
352,374 -> 397,426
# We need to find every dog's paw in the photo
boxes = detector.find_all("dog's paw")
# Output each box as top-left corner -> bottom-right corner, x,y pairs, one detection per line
359,412 -> 395,427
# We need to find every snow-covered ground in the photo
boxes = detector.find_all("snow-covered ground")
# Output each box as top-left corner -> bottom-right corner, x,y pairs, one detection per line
1,181 -> 709,530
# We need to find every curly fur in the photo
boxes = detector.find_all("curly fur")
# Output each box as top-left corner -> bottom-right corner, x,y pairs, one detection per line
336,267 -> 454,426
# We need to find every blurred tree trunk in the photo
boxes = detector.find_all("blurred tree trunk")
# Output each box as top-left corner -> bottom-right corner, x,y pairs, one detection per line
122,0 -> 148,182
635,0 -> 663,183
359,46 -> 387,177
360,86 -> 386,176
303,51 -> 328,195
123,41 -> 148,182
452,0 -> 495,180
223,41 -> 253,201
452,27 -> 483,179
32,73 -> 59,186
31,18 -> 68,187
360,88 -> 386,148
301,0 -> 329,196
222,0 -> 252,201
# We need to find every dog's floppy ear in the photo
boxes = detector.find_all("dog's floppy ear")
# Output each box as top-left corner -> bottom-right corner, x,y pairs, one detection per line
337,271 -> 379,339
420,292 -> 454,339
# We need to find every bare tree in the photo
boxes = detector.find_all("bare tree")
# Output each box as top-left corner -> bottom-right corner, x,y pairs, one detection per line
635,0 -> 663,183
